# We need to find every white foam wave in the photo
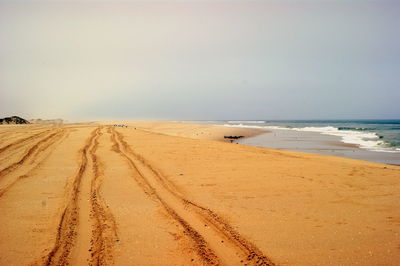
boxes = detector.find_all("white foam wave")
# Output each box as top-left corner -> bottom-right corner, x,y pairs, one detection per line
227,121 -> 265,124
222,124 -> 399,153
222,123 -> 267,129
293,126 -> 391,152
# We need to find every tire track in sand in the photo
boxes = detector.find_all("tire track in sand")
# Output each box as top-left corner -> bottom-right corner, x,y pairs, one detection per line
0,130 -> 62,179
43,128 -> 98,266
0,128 -> 54,155
0,129 -> 68,198
0,127 -> 48,143
0,128 -> 56,164
109,127 -> 218,265
110,127 -> 275,266
43,127 -> 117,266
89,128 -> 119,265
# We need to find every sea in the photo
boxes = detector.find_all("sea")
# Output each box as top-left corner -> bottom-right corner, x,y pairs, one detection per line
202,120 -> 400,165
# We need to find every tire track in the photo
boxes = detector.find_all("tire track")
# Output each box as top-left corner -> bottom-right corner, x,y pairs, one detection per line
0,129 -> 64,179
110,127 -> 275,265
0,129 -> 54,155
0,127 -> 51,148
109,128 -> 219,265
43,128 -> 99,266
0,129 -> 69,198
43,127 -> 117,266
89,128 -> 118,265
112,128 -> 273,266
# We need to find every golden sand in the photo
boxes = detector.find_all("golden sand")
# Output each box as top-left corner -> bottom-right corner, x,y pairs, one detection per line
0,122 -> 399,265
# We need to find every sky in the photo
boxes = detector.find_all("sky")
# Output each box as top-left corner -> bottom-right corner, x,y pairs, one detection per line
0,0 -> 399,121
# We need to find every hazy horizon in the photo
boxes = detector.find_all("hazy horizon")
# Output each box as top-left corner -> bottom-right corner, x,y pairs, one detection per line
1,0 -> 399,121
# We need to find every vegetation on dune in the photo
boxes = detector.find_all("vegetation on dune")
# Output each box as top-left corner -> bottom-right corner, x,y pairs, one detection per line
0,116 -> 29,124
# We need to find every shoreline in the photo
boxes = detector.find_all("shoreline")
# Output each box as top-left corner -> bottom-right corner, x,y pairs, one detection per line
237,127 -> 400,165
216,121 -> 400,153
114,121 -> 400,165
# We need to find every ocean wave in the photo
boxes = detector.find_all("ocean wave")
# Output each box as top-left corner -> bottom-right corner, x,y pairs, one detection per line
227,121 -> 265,124
292,126 -> 390,151
222,123 -> 268,129
222,124 -> 400,153
338,127 -> 369,131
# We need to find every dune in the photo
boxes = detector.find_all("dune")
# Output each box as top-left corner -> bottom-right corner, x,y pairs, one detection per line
0,116 -> 30,125
0,122 -> 399,265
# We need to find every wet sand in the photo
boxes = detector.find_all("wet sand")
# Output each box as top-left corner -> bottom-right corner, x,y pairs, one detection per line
238,128 -> 400,165
0,122 -> 399,265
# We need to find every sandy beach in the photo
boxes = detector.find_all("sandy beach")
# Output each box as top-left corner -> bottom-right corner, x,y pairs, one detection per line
0,122 -> 399,265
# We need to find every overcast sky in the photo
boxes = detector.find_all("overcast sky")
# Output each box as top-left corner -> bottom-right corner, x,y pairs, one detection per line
0,0 -> 399,121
